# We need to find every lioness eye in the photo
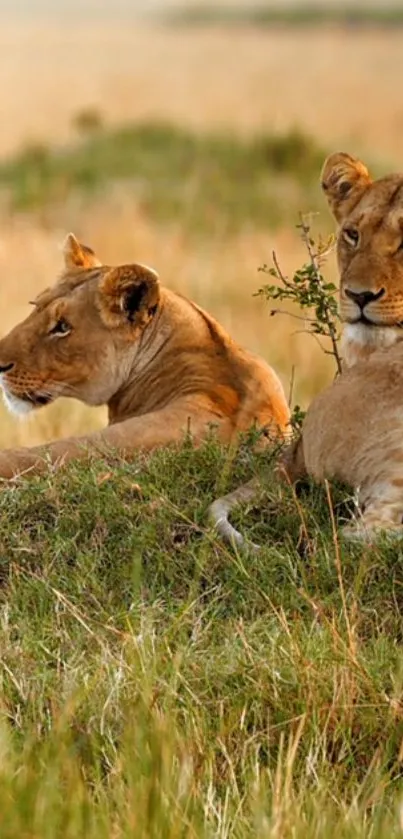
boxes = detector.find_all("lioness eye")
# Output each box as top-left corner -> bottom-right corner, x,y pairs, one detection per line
343,227 -> 359,247
49,318 -> 71,336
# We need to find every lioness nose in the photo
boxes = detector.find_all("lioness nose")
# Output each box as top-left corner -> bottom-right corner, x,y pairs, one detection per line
0,362 -> 14,373
345,288 -> 385,309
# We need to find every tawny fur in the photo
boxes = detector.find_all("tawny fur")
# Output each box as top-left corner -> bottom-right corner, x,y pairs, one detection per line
210,152 -> 403,545
0,234 -> 290,480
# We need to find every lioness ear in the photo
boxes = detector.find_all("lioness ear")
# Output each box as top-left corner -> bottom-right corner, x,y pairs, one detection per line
62,233 -> 102,269
99,264 -> 160,328
320,153 -> 372,223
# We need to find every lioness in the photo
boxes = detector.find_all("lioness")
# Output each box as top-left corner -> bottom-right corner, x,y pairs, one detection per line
210,152 -> 403,544
0,233 -> 290,479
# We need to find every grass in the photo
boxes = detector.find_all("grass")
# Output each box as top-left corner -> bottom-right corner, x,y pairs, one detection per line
0,122 -> 326,233
0,434 -> 403,836
166,4 -> 403,28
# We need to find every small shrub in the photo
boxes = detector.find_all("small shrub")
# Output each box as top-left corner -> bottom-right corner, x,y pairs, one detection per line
72,106 -> 104,135
257,214 -> 341,382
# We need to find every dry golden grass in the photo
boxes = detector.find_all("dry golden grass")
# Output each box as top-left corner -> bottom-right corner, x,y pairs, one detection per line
0,20 -> 399,447
1,23 -> 403,162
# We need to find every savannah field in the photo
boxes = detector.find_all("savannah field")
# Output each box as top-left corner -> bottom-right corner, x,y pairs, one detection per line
2,8 -> 403,839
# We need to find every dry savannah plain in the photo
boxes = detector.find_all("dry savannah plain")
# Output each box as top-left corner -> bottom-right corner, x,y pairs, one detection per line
3,7 -> 403,839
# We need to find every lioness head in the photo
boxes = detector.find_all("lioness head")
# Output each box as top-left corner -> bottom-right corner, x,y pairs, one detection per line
0,234 -> 160,415
321,152 -> 403,365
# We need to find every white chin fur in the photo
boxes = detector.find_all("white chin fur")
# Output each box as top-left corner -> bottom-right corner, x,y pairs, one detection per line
341,322 -> 402,369
342,322 -> 400,350
1,389 -> 34,417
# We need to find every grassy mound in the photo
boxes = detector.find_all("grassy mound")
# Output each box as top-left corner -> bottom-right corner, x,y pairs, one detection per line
0,436 -> 402,837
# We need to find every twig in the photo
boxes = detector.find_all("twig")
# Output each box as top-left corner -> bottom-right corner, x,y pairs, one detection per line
325,479 -> 356,660
272,250 -> 294,291
288,365 -> 296,408
270,308 -> 318,324
298,215 -> 342,374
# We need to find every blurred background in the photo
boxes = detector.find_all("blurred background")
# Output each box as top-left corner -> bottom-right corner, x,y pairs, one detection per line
0,0 -> 401,446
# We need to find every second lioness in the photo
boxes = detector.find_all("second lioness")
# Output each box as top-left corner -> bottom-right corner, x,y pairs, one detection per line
0,234 -> 289,479
210,151 -> 403,545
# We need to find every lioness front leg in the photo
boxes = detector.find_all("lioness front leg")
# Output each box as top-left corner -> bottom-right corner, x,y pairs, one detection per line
0,398 -> 233,480
342,484 -> 403,543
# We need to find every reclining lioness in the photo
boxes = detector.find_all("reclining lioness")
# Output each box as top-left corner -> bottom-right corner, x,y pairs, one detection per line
0,234 -> 290,479
210,152 -> 403,544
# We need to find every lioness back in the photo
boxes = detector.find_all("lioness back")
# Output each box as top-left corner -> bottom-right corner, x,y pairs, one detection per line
153,290 -> 290,438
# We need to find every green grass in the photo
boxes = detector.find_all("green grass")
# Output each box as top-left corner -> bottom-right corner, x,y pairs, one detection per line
166,4 -> 403,28
1,434 -> 403,836
0,122 -> 326,233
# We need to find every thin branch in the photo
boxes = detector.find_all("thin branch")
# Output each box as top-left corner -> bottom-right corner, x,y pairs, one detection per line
291,328 -> 328,356
270,308 -> 318,324
288,365 -> 296,408
298,214 -> 342,375
272,250 -> 295,291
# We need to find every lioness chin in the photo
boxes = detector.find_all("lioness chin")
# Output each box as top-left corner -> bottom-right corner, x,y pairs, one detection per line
210,152 -> 403,546
0,233 -> 290,480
